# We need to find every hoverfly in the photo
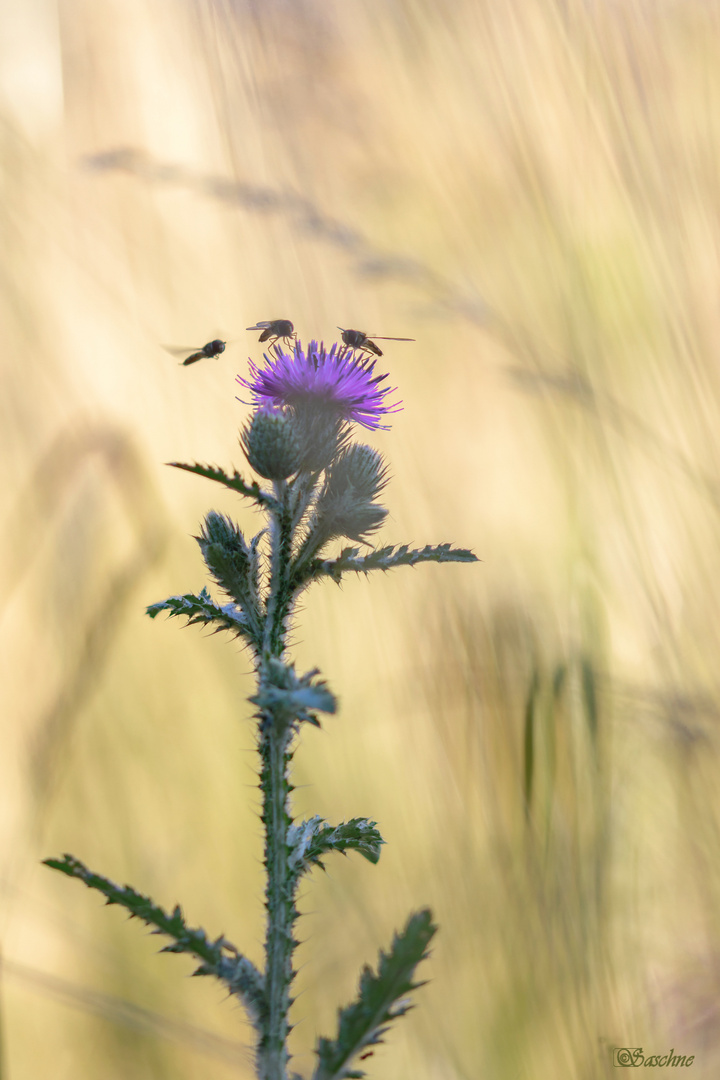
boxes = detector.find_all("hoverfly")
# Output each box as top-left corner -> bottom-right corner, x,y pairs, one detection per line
337,327 -> 415,357
246,320 -> 296,346
164,339 -> 227,366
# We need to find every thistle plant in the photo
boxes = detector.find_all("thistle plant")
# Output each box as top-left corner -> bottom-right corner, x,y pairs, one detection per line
45,334 -> 477,1080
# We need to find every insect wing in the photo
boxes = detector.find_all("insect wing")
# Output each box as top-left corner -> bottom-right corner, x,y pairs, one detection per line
162,344 -> 203,356
367,336 -> 416,342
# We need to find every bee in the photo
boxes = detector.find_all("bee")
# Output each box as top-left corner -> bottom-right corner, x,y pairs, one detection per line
246,320 -> 296,346
164,339 -> 227,366
337,327 -> 415,357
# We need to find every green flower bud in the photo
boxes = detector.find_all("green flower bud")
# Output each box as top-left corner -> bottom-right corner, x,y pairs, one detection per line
195,511 -> 250,594
312,443 -> 389,542
326,444 -> 388,501
200,510 -> 243,549
241,407 -> 302,480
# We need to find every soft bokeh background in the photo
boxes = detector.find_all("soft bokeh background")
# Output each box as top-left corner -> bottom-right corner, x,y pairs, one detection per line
2,0 -> 720,1076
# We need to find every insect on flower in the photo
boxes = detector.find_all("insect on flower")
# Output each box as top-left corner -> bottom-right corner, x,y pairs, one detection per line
337,327 -> 415,357
165,339 -> 227,366
246,320 -> 297,346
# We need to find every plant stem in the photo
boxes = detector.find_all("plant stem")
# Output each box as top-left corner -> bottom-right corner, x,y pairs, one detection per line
264,480 -> 295,657
258,724 -> 296,1080
257,479 -> 302,1080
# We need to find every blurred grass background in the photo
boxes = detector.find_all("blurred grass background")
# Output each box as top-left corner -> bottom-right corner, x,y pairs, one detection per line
2,0 -> 720,1076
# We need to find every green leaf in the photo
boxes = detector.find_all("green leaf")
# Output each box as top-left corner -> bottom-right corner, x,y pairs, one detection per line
313,909 -> 437,1080
251,661 -> 337,729
196,513 -> 265,643
288,817 -> 384,875
146,587 -> 253,642
305,543 -> 479,584
168,461 -> 277,509
43,854 -> 266,1024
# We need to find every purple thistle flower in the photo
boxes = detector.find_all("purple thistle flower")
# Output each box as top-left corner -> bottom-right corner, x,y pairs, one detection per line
237,339 -> 402,431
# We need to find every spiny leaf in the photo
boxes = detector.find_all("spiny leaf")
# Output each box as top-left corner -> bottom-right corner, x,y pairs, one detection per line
146,587 -> 253,641
43,854 -> 266,1022
288,817 -> 384,875
305,543 -> 479,584
196,513 -> 265,643
168,461 -> 277,508
251,661 -> 337,729
313,909 -> 437,1080
246,530 -> 265,617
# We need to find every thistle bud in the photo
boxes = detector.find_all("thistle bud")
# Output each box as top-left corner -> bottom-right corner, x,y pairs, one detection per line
200,510 -> 243,549
241,406 -> 302,480
196,511 -> 249,588
326,444 -> 388,501
313,443 -> 389,543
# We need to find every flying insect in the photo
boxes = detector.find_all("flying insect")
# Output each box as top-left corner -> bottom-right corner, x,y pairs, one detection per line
164,339 -> 227,366
246,320 -> 296,346
337,327 -> 415,357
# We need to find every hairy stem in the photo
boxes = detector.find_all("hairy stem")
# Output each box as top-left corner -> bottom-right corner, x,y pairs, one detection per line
258,724 -> 296,1080
264,480 -> 295,657
257,478 -> 302,1080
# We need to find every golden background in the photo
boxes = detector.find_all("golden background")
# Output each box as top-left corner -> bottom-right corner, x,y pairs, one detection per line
2,0 -> 720,1076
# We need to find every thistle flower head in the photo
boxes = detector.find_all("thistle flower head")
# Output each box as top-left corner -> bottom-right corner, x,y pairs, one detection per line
237,339 -> 402,432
